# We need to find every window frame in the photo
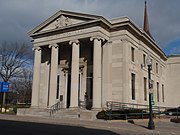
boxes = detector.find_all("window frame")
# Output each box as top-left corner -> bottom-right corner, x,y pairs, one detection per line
144,77 -> 147,101
131,47 -> 135,62
156,62 -> 158,74
162,84 -> 165,102
143,54 -> 146,65
131,73 -> 136,100
157,82 -> 160,102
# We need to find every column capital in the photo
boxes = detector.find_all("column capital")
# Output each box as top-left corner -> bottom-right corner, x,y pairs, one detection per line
32,46 -> 41,51
69,40 -> 80,45
90,36 -> 105,42
49,44 -> 58,48
61,68 -> 68,75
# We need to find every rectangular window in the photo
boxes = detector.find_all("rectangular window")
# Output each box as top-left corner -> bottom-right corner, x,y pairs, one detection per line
150,58 -> 153,71
160,66 -> 162,76
143,54 -> 146,65
56,75 -> 60,99
157,82 -> 159,102
162,84 -> 165,102
131,73 -> 135,100
131,47 -> 135,62
156,63 -> 158,74
144,77 -> 147,101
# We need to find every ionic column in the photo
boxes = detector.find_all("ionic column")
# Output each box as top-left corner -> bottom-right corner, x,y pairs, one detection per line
90,37 -> 104,109
69,40 -> 80,108
48,44 -> 59,107
31,47 -> 42,108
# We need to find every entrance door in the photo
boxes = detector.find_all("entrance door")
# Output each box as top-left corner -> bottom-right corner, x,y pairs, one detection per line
66,74 -> 71,108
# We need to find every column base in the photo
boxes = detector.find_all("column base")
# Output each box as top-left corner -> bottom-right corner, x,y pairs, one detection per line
91,108 -> 102,111
80,110 -> 99,120
69,106 -> 79,110
30,106 -> 39,109
31,106 -> 48,109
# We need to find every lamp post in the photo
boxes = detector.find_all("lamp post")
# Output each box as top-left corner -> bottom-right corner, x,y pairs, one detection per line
146,56 -> 155,130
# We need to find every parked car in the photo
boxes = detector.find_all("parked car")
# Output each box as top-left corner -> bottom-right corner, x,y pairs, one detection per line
165,107 -> 180,116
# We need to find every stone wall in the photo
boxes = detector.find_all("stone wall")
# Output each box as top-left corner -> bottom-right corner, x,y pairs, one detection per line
166,56 -> 180,107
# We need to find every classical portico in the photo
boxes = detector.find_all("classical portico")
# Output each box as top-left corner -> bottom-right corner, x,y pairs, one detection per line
31,37 -> 105,110
29,10 -> 109,110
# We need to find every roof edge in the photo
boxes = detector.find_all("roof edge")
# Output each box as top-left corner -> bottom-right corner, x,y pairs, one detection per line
28,10 -> 109,36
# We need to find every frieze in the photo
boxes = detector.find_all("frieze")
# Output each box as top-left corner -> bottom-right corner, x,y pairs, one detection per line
34,26 -> 108,45
37,29 -> 84,42
55,15 -> 72,28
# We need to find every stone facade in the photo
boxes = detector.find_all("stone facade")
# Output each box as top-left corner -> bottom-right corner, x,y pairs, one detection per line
28,10 -> 180,112
166,56 -> 180,107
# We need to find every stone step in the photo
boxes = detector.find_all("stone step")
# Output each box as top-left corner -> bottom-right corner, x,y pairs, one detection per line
52,114 -> 79,119
51,109 -> 80,119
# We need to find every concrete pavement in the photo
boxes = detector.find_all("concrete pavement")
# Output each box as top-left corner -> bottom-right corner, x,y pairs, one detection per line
0,114 -> 179,135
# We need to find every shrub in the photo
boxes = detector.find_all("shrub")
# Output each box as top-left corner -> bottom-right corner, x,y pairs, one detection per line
96,110 -> 109,119
13,106 -> 17,114
96,109 -> 149,120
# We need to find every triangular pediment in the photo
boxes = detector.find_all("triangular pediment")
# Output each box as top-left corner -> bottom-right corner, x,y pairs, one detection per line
39,15 -> 88,32
28,10 -> 103,36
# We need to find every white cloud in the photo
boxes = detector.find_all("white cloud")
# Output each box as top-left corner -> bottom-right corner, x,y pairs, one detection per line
0,0 -> 180,51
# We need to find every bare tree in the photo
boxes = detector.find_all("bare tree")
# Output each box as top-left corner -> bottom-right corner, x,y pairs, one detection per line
10,68 -> 32,104
0,42 -> 32,82
0,42 -> 33,107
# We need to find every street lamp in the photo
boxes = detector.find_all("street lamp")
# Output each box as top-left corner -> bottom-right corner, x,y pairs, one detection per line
146,55 -> 155,130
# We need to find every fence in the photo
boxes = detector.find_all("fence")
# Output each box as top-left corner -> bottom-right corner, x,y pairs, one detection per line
106,101 -> 172,120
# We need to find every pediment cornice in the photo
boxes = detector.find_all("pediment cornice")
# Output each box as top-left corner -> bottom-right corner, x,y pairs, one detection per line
28,10 -> 167,60
28,10 -> 111,37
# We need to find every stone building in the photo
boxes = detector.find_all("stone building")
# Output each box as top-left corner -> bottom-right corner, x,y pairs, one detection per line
18,3 -> 180,118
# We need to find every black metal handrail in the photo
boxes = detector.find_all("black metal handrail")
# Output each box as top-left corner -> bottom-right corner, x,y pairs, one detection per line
50,101 -> 62,116
106,101 -> 172,119
106,101 -> 171,110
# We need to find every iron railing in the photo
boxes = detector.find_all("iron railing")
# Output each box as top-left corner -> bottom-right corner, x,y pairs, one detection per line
106,101 -> 172,119
50,101 -> 62,116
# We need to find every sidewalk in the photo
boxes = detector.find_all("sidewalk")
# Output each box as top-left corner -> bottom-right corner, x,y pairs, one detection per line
0,114 -> 179,135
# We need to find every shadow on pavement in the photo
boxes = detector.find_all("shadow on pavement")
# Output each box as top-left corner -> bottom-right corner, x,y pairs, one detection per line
128,120 -> 148,129
0,119 -> 120,135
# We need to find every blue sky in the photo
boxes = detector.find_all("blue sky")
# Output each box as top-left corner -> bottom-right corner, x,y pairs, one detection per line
163,39 -> 180,55
0,0 -> 180,56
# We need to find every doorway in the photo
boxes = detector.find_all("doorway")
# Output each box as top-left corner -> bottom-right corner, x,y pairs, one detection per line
66,74 -> 71,108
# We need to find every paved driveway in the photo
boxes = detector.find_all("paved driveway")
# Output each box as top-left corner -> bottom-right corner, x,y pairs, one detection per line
0,119 -> 119,135
0,114 -> 179,135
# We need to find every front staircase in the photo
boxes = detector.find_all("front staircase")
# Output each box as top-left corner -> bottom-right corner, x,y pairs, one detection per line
17,102 -> 98,120
49,101 -> 80,119
51,109 -> 80,119
49,101 -> 99,120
